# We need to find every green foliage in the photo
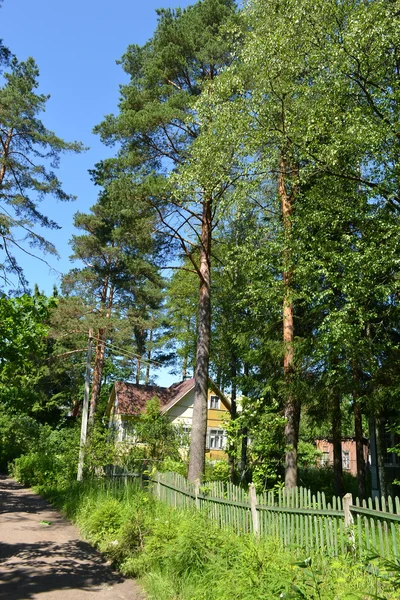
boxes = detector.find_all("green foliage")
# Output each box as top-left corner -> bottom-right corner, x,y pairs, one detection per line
124,397 -> 183,463
162,261 -> 198,378
297,467 -> 362,503
205,459 -> 231,483
6,0 -> 400,502
297,442 -> 322,469
0,56 -> 83,288
84,424 -> 117,474
0,406 -> 40,470
81,497 -> 124,545
11,425 -> 80,489
225,395 -> 286,490
30,477 -> 400,600
0,293 -> 81,469
159,456 -> 188,477
0,294 -> 57,412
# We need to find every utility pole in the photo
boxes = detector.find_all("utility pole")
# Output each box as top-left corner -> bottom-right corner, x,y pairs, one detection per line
77,328 -> 93,481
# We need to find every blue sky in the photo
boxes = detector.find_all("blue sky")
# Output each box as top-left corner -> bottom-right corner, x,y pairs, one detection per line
1,0 -> 191,294
1,0 -> 193,385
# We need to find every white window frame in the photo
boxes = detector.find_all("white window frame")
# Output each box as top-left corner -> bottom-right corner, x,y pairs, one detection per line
342,450 -> 350,470
207,428 -> 226,450
120,420 -> 135,443
320,451 -> 330,467
209,395 -> 220,410
181,425 -> 191,448
120,420 -> 128,442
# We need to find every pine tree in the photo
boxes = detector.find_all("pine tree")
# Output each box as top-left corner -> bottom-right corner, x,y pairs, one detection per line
63,182 -> 162,420
95,0 -> 238,481
0,56 -> 83,289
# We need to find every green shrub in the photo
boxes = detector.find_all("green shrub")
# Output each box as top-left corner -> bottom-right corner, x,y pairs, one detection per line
159,456 -> 188,477
11,425 -> 80,489
0,407 -> 40,471
298,465 -> 369,502
12,451 -> 55,487
80,497 -> 124,545
204,459 -> 231,482
20,474 -> 400,600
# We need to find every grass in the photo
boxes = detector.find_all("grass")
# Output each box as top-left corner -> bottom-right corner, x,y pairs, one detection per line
35,477 -> 400,600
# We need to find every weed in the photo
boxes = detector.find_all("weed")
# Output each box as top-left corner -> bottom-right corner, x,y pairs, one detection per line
14,474 -> 400,600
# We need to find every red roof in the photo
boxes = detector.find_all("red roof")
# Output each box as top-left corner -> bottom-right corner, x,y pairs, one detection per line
113,378 -> 195,416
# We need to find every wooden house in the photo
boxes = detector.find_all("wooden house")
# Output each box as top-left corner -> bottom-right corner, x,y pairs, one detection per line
106,377 -> 231,460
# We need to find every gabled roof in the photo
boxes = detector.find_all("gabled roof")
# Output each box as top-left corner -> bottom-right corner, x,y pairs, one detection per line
160,378 -> 196,414
110,381 -> 171,416
107,376 -> 231,417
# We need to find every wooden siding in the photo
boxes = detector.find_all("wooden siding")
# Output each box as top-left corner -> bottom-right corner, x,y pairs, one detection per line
109,385 -> 231,458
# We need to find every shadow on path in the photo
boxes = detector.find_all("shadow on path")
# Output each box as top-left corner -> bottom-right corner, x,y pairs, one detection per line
0,475 -> 50,515
0,475 -> 144,599
0,539 -> 124,600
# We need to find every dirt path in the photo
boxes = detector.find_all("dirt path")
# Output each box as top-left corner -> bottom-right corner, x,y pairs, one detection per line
0,475 -> 145,599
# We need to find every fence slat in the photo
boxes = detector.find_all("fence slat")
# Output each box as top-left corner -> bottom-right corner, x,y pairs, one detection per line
106,471 -> 400,563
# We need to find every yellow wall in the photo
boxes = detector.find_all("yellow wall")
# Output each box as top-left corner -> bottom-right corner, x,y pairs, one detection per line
206,389 -> 230,460
109,385 -> 231,459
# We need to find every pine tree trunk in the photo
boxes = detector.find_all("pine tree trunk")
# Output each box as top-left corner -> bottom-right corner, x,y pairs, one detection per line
239,362 -> 249,484
136,359 -> 141,385
279,155 -> 299,489
352,364 -> 366,499
375,416 -> 387,498
188,197 -> 212,483
0,129 -> 12,186
145,328 -> 153,385
182,354 -> 188,381
89,279 -> 113,422
332,392 -> 344,497
353,389 -> 366,500
89,327 -> 105,422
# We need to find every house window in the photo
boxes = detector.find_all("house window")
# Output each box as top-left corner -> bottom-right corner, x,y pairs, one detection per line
342,450 -> 350,470
120,421 -> 134,442
209,395 -> 220,410
120,421 -> 128,441
208,428 -> 226,450
321,452 -> 330,466
181,425 -> 191,447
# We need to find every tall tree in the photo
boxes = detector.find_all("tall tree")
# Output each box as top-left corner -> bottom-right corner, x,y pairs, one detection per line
188,0 -> 400,490
0,56 -> 83,289
63,183 -> 162,420
95,0 -> 238,481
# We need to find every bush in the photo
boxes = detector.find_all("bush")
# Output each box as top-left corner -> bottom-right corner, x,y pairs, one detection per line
11,425 -> 80,489
298,465 -> 369,502
159,456 -> 188,477
32,477 -> 400,600
204,459 -> 231,482
0,407 -> 40,471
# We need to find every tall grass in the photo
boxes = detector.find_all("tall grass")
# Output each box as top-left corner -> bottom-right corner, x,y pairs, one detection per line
38,478 -> 400,600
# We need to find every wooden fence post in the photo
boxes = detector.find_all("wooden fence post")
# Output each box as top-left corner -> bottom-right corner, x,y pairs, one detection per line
343,493 -> 353,527
156,472 -> 161,499
194,479 -> 200,510
343,493 -> 355,553
249,483 -> 260,537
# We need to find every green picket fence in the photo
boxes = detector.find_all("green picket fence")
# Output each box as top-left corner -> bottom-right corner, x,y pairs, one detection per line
151,471 -> 400,561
